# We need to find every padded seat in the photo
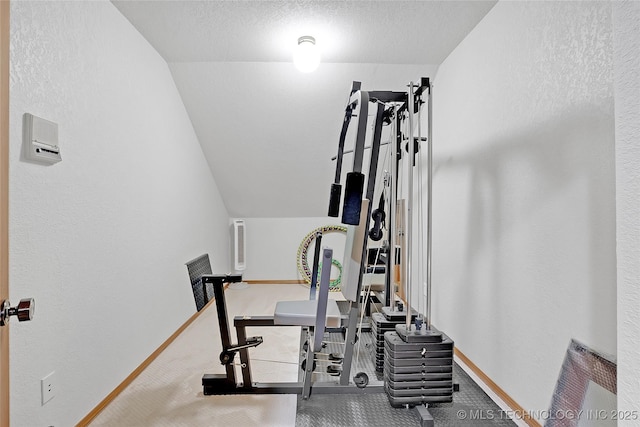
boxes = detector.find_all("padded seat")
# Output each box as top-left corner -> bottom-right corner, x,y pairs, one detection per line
274,299 -> 342,328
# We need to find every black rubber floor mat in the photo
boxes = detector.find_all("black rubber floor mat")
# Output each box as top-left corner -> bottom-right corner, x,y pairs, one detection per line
295,362 -> 517,426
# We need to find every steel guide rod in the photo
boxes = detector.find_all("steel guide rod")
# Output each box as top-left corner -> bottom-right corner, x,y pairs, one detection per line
405,82 -> 415,332
417,90 -> 424,318
426,84 -> 433,330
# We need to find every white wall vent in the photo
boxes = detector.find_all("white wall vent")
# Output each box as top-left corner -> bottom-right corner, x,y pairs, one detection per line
232,219 -> 246,272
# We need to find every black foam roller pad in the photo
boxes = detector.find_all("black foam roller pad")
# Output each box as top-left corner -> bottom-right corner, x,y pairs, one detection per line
328,183 -> 342,217
341,172 -> 364,225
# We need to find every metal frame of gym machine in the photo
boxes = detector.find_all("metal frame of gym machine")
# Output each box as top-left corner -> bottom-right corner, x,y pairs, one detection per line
200,79 -> 434,403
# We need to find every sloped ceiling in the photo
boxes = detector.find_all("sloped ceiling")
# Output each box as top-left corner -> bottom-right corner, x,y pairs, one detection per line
112,0 -> 497,218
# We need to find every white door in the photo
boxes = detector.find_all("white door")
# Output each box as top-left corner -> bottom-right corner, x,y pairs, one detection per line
1,5 -> 36,424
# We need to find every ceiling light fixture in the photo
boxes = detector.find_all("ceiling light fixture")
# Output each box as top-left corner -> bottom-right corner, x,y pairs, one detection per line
293,36 -> 320,73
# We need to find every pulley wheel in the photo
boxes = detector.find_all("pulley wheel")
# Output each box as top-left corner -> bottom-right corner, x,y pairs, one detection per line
301,359 -> 317,372
219,350 -> 235,365
354,372 -> 369,388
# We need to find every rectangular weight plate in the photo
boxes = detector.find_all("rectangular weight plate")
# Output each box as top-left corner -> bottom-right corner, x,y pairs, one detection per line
385,385 -> 453,398
384,344 -> 454,357
383,370 -> 453,382
385,389 -> 453,407
384,332 -> 454,351
383,349 -> 454,360
383,361 -> 453,374
385,356 -> 453,367
380,306 -> 418,322
385,380 -> 453,391
384,345 -> 454,361
395,324 -> 444,343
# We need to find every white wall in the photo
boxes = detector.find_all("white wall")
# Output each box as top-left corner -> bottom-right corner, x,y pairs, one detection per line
613,0 -> 640,419
431,1 -> 615,419
239,217 -> 347,281
9,2 -> 229,426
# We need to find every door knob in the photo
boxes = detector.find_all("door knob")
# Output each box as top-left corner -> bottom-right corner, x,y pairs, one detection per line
0,298 -> 35,326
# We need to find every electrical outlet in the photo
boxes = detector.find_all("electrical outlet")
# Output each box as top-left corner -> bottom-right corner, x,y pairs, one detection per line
41,371 -> 55,405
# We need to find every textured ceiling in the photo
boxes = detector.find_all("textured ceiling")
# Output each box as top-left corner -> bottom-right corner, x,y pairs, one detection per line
112,0 -> 497,217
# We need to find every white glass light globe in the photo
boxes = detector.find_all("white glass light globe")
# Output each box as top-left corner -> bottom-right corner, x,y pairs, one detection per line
293,36 -> 320,73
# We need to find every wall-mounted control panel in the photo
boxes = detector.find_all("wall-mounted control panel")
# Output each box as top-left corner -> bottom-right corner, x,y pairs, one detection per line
23,113 -> 61,164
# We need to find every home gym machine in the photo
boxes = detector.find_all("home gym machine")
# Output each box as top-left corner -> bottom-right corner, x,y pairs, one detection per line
330,79 -> 455,420
201,79 -> 454,426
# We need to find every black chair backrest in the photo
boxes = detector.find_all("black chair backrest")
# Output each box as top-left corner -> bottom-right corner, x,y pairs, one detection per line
185,254 -> 213,311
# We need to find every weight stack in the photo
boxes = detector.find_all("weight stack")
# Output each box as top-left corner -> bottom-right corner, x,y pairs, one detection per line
372,307 -> 417,373
383,325 -> 454,407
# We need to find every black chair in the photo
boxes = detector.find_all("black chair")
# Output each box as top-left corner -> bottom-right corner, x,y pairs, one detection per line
185,254 -> 213,311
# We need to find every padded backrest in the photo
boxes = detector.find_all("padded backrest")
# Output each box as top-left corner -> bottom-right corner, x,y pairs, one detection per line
341,199 -> 370,302
185,254 -> 213,311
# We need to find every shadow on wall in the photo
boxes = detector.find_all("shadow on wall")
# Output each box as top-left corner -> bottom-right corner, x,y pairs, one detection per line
433,105 -> 616,363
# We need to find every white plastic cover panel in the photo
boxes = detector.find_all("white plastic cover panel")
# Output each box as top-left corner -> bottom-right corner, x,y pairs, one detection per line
23,113 -> 61,164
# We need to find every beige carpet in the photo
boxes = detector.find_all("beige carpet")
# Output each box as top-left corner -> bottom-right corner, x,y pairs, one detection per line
90,283 -> 314,427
